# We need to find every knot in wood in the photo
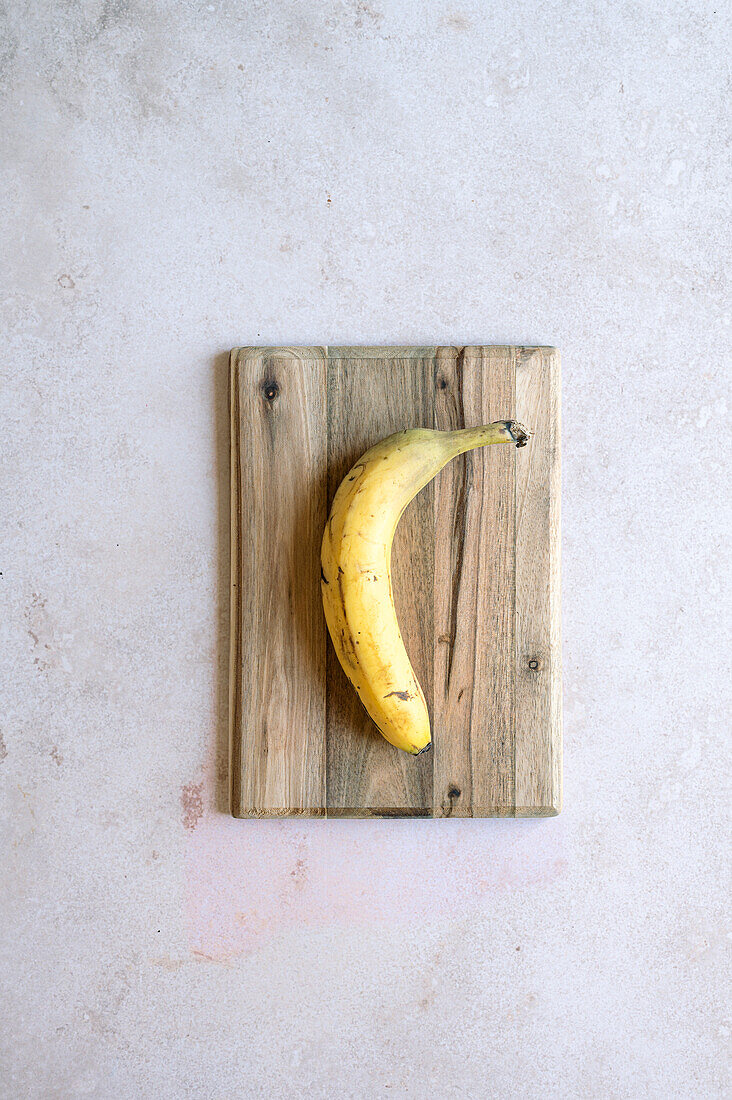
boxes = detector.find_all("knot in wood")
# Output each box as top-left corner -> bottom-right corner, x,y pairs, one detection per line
262,380 -> 280,402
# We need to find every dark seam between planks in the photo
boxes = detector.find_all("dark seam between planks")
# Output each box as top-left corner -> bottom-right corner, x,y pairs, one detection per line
512,349 -> 519,816
324,358 -> 333,810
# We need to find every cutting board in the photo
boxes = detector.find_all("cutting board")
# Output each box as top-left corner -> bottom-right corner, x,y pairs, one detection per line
229,346 -> 561,818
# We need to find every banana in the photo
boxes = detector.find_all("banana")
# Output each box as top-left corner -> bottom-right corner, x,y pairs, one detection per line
321,421 -> 530,754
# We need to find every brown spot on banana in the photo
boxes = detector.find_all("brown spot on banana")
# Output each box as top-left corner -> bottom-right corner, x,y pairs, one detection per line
339,628 -> 358,667
335,570 -> 360,668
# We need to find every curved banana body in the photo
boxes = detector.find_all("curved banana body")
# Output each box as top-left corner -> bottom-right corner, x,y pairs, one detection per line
321,421 -> 529,754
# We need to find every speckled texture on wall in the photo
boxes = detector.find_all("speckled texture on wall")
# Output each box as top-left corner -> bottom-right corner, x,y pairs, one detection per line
1,1 -> 730,1097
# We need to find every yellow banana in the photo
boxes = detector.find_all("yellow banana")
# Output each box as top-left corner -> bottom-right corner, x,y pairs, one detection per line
321,421 -> 530,755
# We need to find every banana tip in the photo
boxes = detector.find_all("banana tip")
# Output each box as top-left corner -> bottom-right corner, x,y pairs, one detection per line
414,742 -> 433,756
507,420 -> 531,448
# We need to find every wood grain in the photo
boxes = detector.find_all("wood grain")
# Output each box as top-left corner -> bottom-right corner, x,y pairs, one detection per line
433,348 -> 517,816
229,348 -> 327,816
230,346 -> 561,817
325,353 -> 434,816
514,347 -> 562,815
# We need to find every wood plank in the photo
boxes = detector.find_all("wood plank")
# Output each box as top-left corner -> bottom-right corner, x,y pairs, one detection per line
469,347 -> 517,816
325,353 -> 434,815
514,347 -> 562,815
432,347 -> 475,817
229,347 -> 327,816
433,348 -> 516,816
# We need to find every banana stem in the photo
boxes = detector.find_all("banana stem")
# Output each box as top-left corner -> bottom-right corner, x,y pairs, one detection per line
448,420 -> 531,454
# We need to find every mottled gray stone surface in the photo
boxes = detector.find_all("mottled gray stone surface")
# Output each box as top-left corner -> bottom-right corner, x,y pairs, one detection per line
1,1 -> 729,1097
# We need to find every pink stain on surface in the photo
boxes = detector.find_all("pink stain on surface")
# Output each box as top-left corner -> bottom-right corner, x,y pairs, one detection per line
185,770 -> 569,961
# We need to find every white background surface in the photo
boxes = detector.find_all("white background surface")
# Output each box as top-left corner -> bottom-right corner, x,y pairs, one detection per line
1,1 -> 730,1097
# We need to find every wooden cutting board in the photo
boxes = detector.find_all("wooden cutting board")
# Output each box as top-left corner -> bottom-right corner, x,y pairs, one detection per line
229,346 -> 561,818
